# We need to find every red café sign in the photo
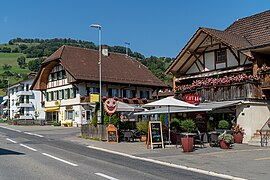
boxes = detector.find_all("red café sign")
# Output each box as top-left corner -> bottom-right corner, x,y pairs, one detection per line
185,94 -> 200,104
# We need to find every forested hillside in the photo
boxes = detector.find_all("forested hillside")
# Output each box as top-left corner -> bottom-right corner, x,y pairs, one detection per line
0,38 -> 173,95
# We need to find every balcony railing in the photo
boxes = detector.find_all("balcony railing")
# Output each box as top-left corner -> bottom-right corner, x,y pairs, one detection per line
176,82 -> 261,102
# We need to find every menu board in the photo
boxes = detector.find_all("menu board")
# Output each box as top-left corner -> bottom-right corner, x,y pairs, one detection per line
106,124 -> 118,143
147,121 -> 164,149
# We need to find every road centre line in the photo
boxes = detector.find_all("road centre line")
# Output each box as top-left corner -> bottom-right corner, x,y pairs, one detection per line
95,173 -> 119,180
6,138 -> 17,143
24,132 -> 44,137
87,145 -> 247,180
20,144 -> 37,152
42,153 -> 78,167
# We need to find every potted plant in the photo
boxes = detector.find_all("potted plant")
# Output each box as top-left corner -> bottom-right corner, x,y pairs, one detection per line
170,118 -> 181,144
218,133 -> 233,149
180,119 -> 196,152
218,120 -> 229,129
231,124 -> 245,143
136,121 -> 148,142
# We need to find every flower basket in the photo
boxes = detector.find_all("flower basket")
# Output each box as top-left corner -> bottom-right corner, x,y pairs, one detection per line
218,133 -> 233,149
231,124 -> 244,143
234,132 -> 243,143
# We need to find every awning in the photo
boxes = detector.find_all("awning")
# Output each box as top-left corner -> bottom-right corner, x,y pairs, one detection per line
116,101 -> 145,112
134,100 -> 242,115
45,107 -> 60,112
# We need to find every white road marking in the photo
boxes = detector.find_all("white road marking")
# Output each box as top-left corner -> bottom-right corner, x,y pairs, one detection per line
95,173 -> 119,180
6,138 -> 17,143
20,144 -> 37,152
24,132 -> 44,137
0,126 -> 21,132
42,153 -> 78,167
87,146 -> 247,180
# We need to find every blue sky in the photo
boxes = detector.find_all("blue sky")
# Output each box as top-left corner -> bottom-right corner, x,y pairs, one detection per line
0,1 -> 269,58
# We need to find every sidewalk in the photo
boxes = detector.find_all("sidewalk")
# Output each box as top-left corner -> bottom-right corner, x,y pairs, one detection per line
68,133 -> 270,180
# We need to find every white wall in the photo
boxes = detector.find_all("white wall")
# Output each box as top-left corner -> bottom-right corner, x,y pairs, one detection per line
204,52 -> 215,71
236,102 -> 270,143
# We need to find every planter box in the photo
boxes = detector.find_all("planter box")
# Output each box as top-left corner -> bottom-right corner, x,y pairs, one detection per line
181,137 -> 194,152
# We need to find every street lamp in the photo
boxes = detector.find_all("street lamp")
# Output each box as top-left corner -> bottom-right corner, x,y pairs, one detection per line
90,24 -> 102,124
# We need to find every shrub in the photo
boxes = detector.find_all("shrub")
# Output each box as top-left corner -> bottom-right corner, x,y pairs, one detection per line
218,120 -> 229,129
136,121 -> 148,135
53,121 -> 61,126
180,119 -> 196,132
170,118 -> 180,130
218,133 -> 233,144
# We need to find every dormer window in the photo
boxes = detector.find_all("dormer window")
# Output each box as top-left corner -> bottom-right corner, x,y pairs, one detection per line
216,49 -> 227,63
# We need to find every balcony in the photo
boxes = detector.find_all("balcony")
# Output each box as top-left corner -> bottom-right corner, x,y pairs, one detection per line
16,91 -> 33,96
16,102 -> 33,108
176,82 -> 261,102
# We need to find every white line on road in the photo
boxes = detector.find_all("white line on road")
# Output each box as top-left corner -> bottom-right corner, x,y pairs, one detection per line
87,146 -> 247,180
42,153 -> 78,167
0,126 -> 21,132
20,144 -> 37,152
24,132 -> 44,137
95,173 -> 119,180
6,138 -> 17,143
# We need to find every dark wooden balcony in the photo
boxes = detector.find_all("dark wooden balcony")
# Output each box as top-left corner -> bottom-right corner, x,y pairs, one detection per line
176,82 -> 261,102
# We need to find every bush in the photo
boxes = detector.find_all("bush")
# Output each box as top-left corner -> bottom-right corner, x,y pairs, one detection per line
136,121 -> 148,135
180,119 -> 196,132
218,120 -> 229,129
170,118 -> 180,130
53,121 -> 61,126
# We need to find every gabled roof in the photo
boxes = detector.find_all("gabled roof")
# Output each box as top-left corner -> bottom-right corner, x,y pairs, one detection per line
166,10 -> 270,75
225,10 -> 270,47
32,45 -> 166,90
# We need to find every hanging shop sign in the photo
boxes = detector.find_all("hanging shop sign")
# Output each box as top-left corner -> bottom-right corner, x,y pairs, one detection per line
104,98 -> 117,116
185,94 -> 200,104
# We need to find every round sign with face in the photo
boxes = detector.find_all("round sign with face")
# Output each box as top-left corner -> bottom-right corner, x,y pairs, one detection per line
104,98 -> 118,116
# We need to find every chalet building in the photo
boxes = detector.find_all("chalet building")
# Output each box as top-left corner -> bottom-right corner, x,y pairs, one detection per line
31,45 -> 166,126
4,74 -> 45,122
166,10 -> 270,144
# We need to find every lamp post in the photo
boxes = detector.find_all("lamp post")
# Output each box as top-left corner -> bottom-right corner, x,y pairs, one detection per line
90,24 -> 102,124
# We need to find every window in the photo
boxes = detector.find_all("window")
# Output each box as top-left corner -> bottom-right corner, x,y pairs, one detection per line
140,91 -> 150,99
65,110 -> 74,120
54,91 -> 59,100
108,88 -> 119,97
26,84 -> 29,91
65,89 -> 70,99
61,90 -> 64,99
123,89 -> 133,98
46,92 -> 49,101
216,49 -> 227,63
58,90 -> 62,99
72,87 -> 77,98
87,87 -> 99,95
50,92 -> 54,101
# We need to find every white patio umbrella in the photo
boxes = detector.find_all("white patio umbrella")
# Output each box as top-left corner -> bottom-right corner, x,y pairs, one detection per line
143,96 -> 196,144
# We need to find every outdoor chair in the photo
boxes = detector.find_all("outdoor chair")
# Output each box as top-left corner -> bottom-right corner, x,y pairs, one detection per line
194,133 -> 204,148
209,133 -> 220,147
124,131 -> 134,142
175,133 -> 184,148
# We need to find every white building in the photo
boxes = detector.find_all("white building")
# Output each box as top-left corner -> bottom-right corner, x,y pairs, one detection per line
7,75 -> 45,121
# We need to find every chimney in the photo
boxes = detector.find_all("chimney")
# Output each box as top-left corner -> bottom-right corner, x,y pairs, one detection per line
102,45 -> 109,56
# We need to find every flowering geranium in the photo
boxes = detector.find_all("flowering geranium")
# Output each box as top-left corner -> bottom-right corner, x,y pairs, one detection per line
176,73 -> 258,92
257,64 -> 270,74
231,124 -> 245,135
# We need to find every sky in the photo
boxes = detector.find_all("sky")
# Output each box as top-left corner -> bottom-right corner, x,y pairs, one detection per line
0,1 -> 270,58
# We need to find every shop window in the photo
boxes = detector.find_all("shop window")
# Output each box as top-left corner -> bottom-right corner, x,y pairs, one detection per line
65,110 -> 74,120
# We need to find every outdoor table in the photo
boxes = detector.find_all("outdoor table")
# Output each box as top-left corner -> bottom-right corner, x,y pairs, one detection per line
180,132 -> 197,137
208,131 -> 222,147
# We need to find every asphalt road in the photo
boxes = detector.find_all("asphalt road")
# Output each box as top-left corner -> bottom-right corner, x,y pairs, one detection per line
0,125 -> 222,180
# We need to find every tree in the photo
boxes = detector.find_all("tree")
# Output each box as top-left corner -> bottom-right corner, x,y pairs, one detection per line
18,44 -> 28,51
28,58 -> 45,72
2,64 -> 12,70
17,56 -> 26,68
